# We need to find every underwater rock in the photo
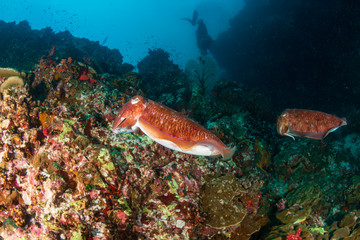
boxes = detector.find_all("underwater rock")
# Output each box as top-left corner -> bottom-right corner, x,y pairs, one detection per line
0,189 -> 22,208
111,72 -> 142,95
83,144 -> 117,185
200,174 -> 247,228
272,184 -> 322,226
346,176 -> 360,207
77,160 -> 105,188
349,227 -> 360,239
287,185 -> 323,208
212,78 -> 275,122
264,224 -> 300,240
271,141 -> 320,185
0,20 -> 131,75
231,215 -> 268,240
137,48 -> 190,110
9,205 -> 28,227
31,57 -> 99,101
339,213 -> 357,228
332,227 -> 350,239
72,135 -> 91,150
31,151 -> 57,173
343,133 -> 360,160
276,207 -> 311,224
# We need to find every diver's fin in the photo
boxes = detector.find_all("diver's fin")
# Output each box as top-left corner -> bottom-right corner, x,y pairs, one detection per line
182,18 -> 194,25
182,10 -> 199,26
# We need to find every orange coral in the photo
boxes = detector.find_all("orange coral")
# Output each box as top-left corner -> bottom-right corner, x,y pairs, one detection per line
39,112 -> 55,128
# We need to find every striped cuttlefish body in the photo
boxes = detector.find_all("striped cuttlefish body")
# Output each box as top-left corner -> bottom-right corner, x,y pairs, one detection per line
277,109 -> 347,140
112,96 -> 236,160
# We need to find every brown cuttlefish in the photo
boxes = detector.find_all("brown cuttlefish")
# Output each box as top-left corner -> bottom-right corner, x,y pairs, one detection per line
112,96 -> 236,160
277,109 -> 347,140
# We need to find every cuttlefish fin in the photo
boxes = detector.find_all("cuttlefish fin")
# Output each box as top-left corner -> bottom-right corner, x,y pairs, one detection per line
189,141 -> 218,155
323,125 -> 343,139
221,146 -> 237,160
194,140 -> 236,160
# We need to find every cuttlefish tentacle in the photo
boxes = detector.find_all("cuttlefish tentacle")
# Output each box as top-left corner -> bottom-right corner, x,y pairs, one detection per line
113,95 -> 236,160
284,132 -> 295,140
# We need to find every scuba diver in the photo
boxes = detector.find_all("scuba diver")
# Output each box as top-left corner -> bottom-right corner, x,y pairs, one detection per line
183,10 -> 213,55
182,10 -> 198,26
196,19 -> 213,55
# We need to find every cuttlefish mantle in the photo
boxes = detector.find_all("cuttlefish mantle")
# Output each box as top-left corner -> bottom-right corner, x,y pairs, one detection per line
112,96 -> 236,160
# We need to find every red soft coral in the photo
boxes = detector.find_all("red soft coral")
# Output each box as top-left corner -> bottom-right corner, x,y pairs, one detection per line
287,228 -> 302,240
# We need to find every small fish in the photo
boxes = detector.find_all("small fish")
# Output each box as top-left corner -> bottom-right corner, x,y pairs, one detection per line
48,45 -> 56,58
277,109 -> 347,140
102,36 -> 108,45
113,96 -> 236,159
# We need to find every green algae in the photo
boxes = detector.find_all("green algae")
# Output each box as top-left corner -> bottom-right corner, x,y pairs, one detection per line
309,227 -> 327,235
59,120 -> 77,143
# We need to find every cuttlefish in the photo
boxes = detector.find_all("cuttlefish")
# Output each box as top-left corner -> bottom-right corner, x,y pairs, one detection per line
277,109 -> 347,140
112,96 -> 236,160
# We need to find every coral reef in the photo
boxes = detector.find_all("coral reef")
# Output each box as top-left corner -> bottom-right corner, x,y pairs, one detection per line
0,20 -> 133,75
0,37 -> 359,240
137,48 -> 191,110
0,56 -> 270,239
200,174 -> 248,229
200,173 -> 267,240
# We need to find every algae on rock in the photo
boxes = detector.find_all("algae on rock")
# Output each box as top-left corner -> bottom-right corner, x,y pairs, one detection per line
200,174 -> 247,229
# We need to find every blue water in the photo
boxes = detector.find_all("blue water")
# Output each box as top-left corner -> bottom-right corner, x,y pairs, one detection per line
0,0 -> 243,67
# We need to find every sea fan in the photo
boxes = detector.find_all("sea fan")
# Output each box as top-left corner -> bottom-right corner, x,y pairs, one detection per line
185,55 -> 218,95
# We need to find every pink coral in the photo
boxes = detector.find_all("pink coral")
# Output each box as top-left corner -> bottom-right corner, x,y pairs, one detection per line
276,199 -> 287,211
287,228 -> 302,240
116,210 -> 128,225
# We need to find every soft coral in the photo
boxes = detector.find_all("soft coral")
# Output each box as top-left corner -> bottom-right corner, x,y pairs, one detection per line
287,228 -> 302,240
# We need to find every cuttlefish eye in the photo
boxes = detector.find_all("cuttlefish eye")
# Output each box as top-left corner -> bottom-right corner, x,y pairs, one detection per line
131,97 -> 139,104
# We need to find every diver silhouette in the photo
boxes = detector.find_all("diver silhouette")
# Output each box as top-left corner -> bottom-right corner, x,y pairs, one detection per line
182,10 -> 213,55
182,10 -> 198,26
196,19 -> 213,55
